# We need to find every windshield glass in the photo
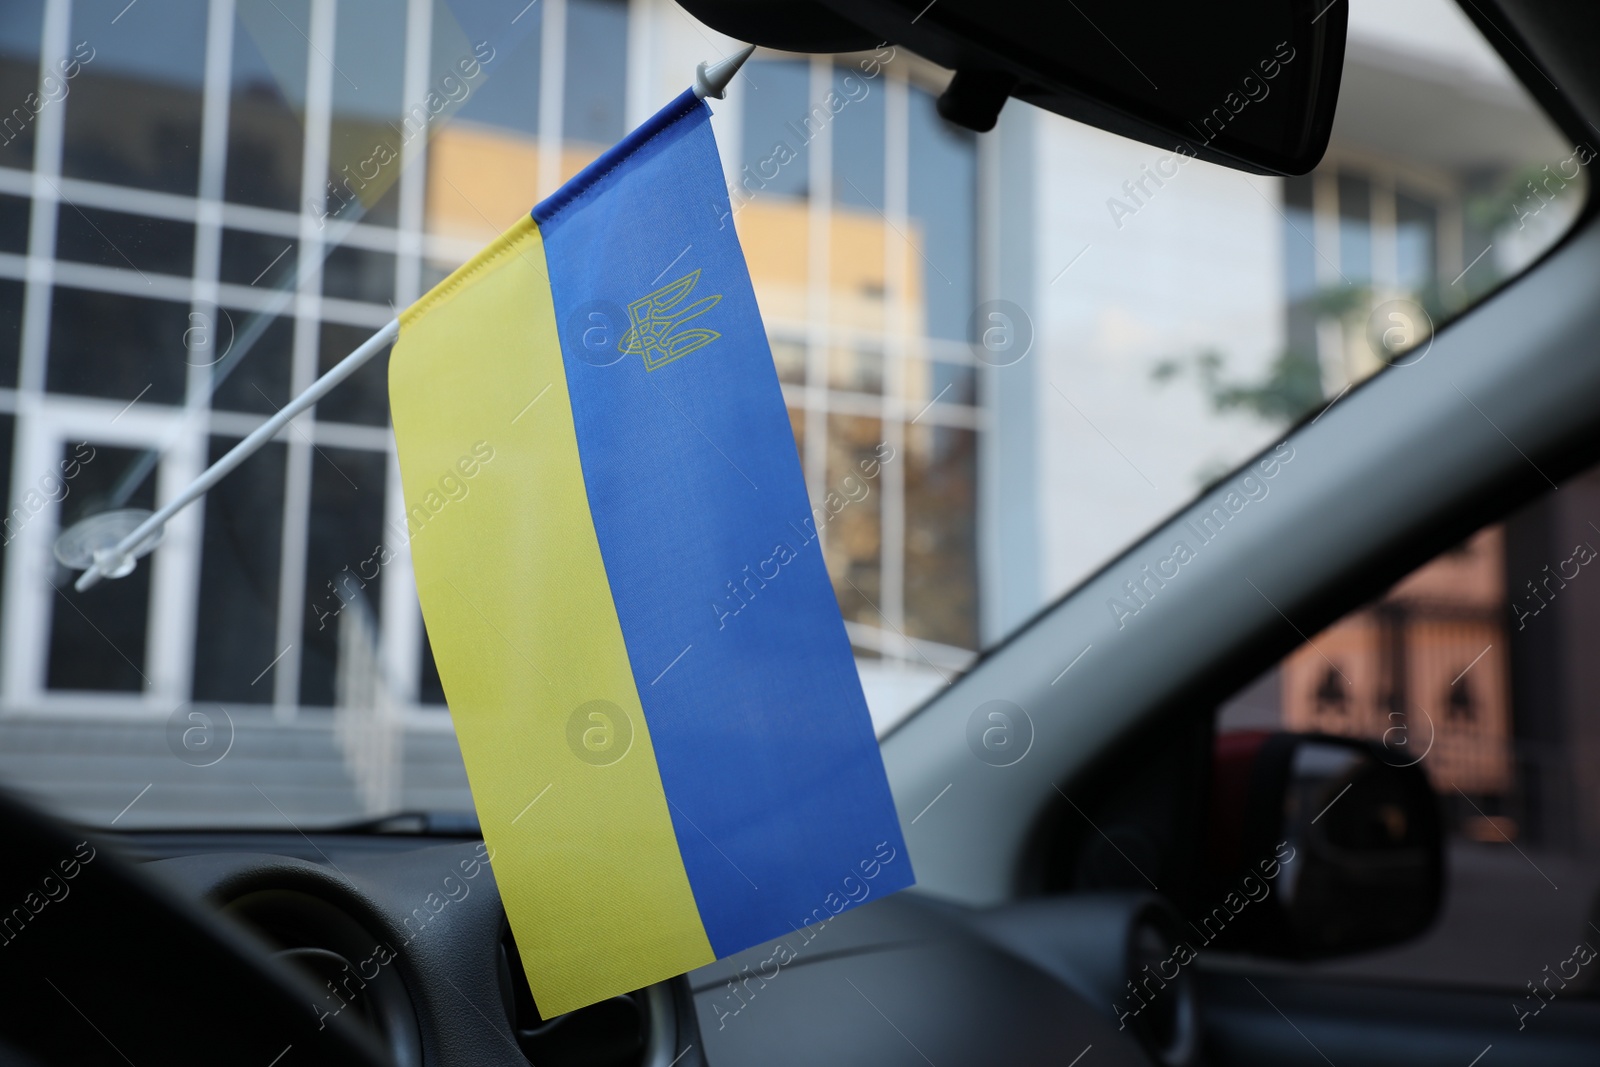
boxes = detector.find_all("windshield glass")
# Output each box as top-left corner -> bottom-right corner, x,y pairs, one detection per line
0,0 -> 1582,826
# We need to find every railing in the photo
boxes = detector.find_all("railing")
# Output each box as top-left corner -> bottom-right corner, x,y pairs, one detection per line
334,591 -> 402,815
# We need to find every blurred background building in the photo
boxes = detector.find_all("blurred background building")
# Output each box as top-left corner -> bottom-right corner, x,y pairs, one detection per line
0,0 -> 1589,843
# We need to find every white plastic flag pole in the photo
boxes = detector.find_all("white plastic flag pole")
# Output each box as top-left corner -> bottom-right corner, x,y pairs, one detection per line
694,44 -> 755,99
72,319 -> 400,591
65,44 -> 756,594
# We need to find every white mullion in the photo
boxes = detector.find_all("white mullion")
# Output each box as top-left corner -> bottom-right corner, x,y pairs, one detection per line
145,437 -> 205,705
1311,168 -> 1341,286
268,346 -> 315,723
381,450 -> 418,705
843,619 -> 975,673
1311,168 -> 1344,391
764,317 -> 983,369
395,0 -> 430,309
1441,188 -> 1464,298
803,57 -> 829,532
17,257 -> 191,299
975,88 -> 1003,649
624,0 -> 653,130
537,0 -> 566,198
146,0 -> 236,711
17,0 -> 69,398
777,381 -> 982,430
1372,171 -> 1398,297
6,397 -> 185,445
881,68 -> 908,647
2,0 -> 73,714
272,0 -> 337,716
0,165 -> 417,252
0,255 -> 400,329
3,400 -> 185,711
204,408 -> 391,449
1,416 -> 59,710
192,0 -> 234,353
382,0 -> 433,708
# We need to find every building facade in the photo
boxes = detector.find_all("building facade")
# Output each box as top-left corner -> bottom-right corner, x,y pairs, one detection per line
0,0 -> 1581,825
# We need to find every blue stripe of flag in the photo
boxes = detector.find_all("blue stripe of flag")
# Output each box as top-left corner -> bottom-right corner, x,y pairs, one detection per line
536,96 -> 912,955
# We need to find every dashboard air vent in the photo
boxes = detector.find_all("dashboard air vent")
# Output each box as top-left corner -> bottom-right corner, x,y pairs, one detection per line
498,925 -> 683,1067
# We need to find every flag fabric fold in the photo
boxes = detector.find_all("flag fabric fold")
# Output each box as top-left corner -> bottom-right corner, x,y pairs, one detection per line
389,87 -> 913,1016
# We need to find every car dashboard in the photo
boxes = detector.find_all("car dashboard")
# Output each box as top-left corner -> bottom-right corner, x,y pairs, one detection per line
94,828 -> 1175,1067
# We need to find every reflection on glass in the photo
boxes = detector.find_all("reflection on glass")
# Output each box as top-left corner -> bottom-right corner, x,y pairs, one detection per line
419,258 -> 455,293
435,0 -> 540,138
0,0 -> 1583,828
47,287 -> 188,404
47,442 -> 154,692
829,210 -> 888,335
0,279 -> 23,388
316,322 -> 391,427
0,414 -> 12,608
563,0 -> 626,148
770,338 -> 805,385
1337,172 -> 1373,285
211,313 -> 292,414
64,0 -> 206,194
422,1 -> 621,243
54,205 -> 195,277
327,0 -> 405,226
740,59 -> 810,200
1284,175 -> 1318,300
828,344 -> 883,394
832,64 -> 884,209
788,405 -> 806,477
905,357 -> 976,409
906,423 -> 977,649
322,244 -> 396,305
1396,189 -> 1437,297
737,202 -> 809,327
0,194 -> 29,254
420,628 -> 446,705
737,63 -> 983,668
0,1 -> 43,172
299,448 -> 388,707
193,439 -> 286,703
908,88 -> 975,341
219,229 -> 297,289
824,414 -> 883,627
229,0 -> 309,210
1284,174 -> 1318,363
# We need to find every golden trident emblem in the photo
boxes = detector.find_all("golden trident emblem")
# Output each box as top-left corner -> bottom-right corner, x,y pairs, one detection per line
618,269 -> 723,371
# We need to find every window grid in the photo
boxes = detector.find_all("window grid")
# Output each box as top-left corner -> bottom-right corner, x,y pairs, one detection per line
765,55 -> 983,666
0,10 -> 991,720
1294,151 -> 1466,396
0,0 -> 455,721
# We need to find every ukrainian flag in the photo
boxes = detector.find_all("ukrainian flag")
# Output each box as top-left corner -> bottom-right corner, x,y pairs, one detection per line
389,88 -> 913,1015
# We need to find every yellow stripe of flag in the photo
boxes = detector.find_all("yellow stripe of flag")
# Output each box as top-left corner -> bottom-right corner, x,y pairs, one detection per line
390,215 -> 714,1015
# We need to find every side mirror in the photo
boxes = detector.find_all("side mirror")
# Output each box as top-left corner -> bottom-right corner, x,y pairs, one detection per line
1205,731 -> 1444,959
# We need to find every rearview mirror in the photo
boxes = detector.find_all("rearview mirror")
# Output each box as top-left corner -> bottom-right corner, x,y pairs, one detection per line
1207,731 -> 1444,958
677,0 -> 1347,174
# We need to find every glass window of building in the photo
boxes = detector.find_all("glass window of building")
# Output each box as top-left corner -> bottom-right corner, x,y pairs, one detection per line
736,53 -> 982,700
0,0 -> 1583,827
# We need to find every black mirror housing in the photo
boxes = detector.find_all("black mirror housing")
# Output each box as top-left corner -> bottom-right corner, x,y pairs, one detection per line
1206,731 -> 1445,960
675,0 -> 1347,175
